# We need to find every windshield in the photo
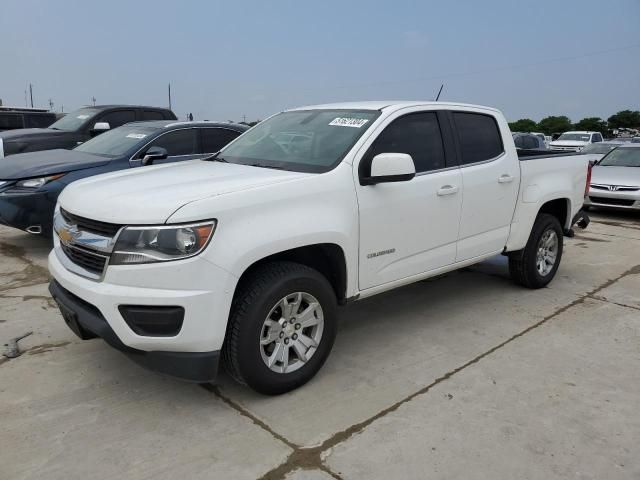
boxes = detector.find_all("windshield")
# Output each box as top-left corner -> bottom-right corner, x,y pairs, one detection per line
48,108 -> 98,132
74,125 -> 159,157
219,109 -> 380,172
581,143 -> 618,154
557,133 -> 591,142
598,148 -> 640,167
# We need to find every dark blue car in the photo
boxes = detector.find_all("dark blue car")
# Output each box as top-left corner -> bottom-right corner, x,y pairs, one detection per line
0,120 -> 248,237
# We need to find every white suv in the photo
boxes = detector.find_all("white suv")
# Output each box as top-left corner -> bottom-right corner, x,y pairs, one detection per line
549,131 -> 603,152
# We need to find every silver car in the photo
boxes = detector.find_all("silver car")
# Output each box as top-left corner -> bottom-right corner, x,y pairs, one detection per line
585,144 -> 640,210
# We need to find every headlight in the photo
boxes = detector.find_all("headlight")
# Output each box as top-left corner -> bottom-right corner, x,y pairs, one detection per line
16,173 -> 65,189
110,221 -> 216,265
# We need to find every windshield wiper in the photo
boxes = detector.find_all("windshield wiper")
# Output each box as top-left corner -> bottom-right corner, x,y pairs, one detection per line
246,163 -> 286,170
203,151 -> 228,163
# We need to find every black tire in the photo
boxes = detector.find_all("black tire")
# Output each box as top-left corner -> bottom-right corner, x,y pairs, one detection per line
222,261 -> 338,395
509,213 -> 563,289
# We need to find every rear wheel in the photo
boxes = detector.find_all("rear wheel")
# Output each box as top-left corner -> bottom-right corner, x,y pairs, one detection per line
509,213 -> 563,289
222,261 -> 337,395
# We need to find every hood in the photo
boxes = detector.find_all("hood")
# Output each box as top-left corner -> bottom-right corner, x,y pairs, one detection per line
549,140 -> 588,148
0,149 -> 110,180
591,165 -> 640,187
0,128 -> 69,142
59,160 -> 311,224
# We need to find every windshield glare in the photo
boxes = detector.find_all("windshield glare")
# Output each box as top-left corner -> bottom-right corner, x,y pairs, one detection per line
74,125 -> 158,157
598,148 -> 640,167
49,108 -> 98,132
581,144 -> 617,154
557,133 -> 591,142
219,109 -> 380,172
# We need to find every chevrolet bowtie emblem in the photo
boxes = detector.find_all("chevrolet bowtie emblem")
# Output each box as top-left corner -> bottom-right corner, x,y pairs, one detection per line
58,225 -> 79,243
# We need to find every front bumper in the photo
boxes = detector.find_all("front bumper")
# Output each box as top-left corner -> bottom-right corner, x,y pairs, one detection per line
585,191 -> 640,210
0,188 -> 57,234
48,239 -> 239,380
49,279 -> 220,382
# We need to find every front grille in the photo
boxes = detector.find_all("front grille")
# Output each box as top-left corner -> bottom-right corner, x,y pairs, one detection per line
61,243 -> 108,275
589,196 -> 636,207
61,208 -> 121,236
591,184 -> 639,192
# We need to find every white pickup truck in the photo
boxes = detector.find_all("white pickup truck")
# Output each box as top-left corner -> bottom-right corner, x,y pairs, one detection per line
48,101 -> 592,394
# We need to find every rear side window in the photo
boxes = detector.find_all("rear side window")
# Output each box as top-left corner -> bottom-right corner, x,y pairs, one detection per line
25,113 -> 55,128
366,112 -> 446,173
99,110 -> 136,129
141,110 -> 165,121
148,129 -> 197,156
453,112 -> 504,165
0,114 -> 24,130
201,128 -> 241,153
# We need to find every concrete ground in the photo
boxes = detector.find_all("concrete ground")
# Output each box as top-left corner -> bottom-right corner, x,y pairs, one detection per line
1,210 -> 638,480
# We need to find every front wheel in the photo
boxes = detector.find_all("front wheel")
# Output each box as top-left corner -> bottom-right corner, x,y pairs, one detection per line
222,261 -> 337,395
509,213 -> 563,289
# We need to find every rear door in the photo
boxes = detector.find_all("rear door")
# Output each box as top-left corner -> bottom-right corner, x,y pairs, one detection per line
452,110 -> 519,261
355,109 -> 463,290
200,127 -> 242,154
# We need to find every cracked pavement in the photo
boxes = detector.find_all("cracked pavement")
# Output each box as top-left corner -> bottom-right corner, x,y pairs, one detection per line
1,211 -> 639,480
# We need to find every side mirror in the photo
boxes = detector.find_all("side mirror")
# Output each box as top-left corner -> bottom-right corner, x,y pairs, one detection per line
90,122 -> 110,136
361,153 -> 416,186
142,146 -> 168,166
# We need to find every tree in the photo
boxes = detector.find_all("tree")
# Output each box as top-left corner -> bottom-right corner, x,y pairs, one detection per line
537,116 -> 572,135
573,117 -> 608,135
607,110 -> 640,129
508,118 -> 537,132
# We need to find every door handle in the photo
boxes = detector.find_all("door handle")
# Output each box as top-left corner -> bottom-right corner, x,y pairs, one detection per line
498,174 -> 514,183
437,185 -> 459,196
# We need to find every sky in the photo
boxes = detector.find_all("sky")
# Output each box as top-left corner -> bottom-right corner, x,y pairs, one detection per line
1,0 -> 639,123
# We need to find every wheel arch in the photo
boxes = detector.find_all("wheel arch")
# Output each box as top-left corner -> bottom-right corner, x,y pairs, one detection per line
233,243 -> 349,304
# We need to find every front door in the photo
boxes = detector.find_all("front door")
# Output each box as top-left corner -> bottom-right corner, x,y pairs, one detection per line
355,110 -> 463,290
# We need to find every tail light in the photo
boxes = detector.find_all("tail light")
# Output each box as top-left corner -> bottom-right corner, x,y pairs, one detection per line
584,161 -> 593,198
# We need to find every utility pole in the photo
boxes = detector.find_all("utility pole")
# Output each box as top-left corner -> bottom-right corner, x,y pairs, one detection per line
91,96 -> 96,106
48,98 -> 54,111
168,83 -> 172,110
29,83 -> 34,108
243,114 -> 246,123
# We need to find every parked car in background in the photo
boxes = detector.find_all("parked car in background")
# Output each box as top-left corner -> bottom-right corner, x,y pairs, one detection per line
0,106 -> 59,132
579,141 -> 627,163
549,131 -> 603,152
0,105 -> 176,158
513,132 -> 547,150
0,121 -> 247,236
584,144 -> 640,211
48,101 -> 591,394
631,137 -> 640,143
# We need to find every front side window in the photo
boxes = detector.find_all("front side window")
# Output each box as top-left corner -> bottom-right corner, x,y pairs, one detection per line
99,110 -> 136,129
142,110 -> 165,121
592,134 -> 602,143
146,129 -> 197,156
219,109 -> 380,173
201,128 -> 241,153
598,148 -> 640,167
364,112 -> 446,174
453,112 -> 504,165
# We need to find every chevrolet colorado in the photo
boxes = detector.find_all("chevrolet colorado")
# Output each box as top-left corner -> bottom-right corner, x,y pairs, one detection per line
48,101 -> 592,394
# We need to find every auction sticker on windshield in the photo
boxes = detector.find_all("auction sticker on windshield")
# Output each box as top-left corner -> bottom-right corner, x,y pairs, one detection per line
329,118 -> 369,128
125,133 -> 147,139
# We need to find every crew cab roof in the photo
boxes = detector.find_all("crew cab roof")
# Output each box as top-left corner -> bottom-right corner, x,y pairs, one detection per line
286,100 -> 501,114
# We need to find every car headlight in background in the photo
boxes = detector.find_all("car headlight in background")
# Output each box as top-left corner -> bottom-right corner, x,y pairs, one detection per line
110,221 -> 216,265
16,173 -> 65,189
